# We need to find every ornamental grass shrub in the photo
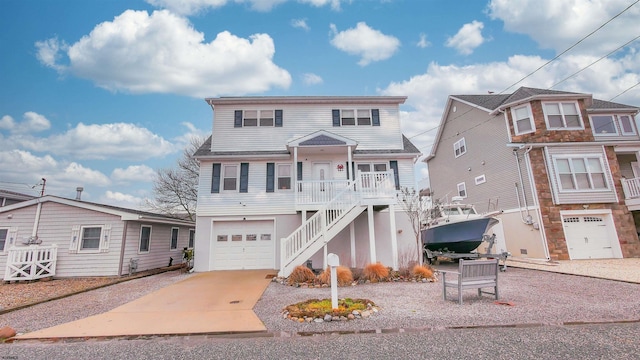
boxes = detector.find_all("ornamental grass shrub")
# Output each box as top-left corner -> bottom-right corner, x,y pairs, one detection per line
362,262 -> 389,282
412,264 -> 435,280
287,265 -> 316,285
318,265 -> 353,286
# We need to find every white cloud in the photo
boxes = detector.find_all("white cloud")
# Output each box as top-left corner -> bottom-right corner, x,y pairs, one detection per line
417,33 -> 431,48
112,165 -> 156,183
302,73 -> 323,85
100,190 -> 145,209
487,0 -> 640,55
60,162 -> 111,187
146,0 -> 342,15
37,10 -> 291,97
329,22 -> 401,66
0,112 -> 51,133
291,18 -> 310,31
35,37 -> 67,72
445,20 -> 486,55
17,122 -> 176,160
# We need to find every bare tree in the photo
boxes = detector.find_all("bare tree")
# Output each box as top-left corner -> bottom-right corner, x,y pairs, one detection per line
398,186 -> 429,265
145,136 -> 205,221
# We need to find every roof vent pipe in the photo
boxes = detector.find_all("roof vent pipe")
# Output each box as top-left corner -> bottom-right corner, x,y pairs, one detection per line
76,187 -> 84,200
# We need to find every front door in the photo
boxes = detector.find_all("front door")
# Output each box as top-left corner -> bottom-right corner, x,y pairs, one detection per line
312,162 -> 332,202
313,162 -> 331,181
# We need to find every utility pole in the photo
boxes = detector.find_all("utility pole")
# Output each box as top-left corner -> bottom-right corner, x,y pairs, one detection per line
40,178 -> 46,196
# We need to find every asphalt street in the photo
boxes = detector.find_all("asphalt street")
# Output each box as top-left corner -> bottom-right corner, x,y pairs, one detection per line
1,322 -> 638,360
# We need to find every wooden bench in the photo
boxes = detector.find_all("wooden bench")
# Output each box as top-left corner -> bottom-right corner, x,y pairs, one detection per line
441,258 -> 499,304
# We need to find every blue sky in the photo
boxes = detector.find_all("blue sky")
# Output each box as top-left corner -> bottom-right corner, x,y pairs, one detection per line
1,0 -> 639,209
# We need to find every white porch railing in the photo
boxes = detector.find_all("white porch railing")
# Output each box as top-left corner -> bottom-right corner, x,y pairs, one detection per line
296,180 -> 350,205
4,244 -> 58,281
621,177 -> 640,199
280,170 -> 397,277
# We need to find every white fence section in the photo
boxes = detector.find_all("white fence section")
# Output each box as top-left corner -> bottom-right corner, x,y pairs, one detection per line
4,244 -> 58,281
621,177 -> 640,199
296,180 -> 349,205
280,170 -> 397,277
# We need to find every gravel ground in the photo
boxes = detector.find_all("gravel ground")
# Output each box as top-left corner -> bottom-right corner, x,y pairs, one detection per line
1,263 -> 638,337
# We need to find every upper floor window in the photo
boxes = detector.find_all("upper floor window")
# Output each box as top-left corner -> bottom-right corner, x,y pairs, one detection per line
235,110 -> 282,127
457,182 -> 467,198
554,155 -> 608,191
277,164 -> 291,190
333,109 -> 380,126
454,138 -> 466,158
223,164 -> 238,191
590,114 -> 637,136
511,104 -> 535,135
543,102 -> 583,130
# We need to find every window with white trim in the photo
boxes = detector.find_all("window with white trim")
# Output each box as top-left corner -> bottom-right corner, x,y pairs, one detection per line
590,114 -> 637,136
188,229 -> 195,249
139,225 -> 151,253
543,102 -> 583,130
554,155 -> 608,191
222,164 -> 238,191
457,182 -> 467,198
0,228 -> 8,252
454,138 -> 466,158
277,164 -> 291,190
475,174 -> 486,185
356,163 -> 387,172
80,226 -> 102,251
170,227 -> 179,250
340,109 -> 373,126
511,104 -> 535,135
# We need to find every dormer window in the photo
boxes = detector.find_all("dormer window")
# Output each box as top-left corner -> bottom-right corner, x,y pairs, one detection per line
590,114 -> 637,136
543,102 -> 583,130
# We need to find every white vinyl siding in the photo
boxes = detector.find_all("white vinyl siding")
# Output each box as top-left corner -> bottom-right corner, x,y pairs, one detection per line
543,101 -> 583,130
211,103 -> 404,153
454,138 -> 466,158
544,146 -> 617,205
511,104 -> 535,135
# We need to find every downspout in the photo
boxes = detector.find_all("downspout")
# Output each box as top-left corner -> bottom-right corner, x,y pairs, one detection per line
513,148 -> 533,224
31,201 -> 43,241
118,221 -> 129,276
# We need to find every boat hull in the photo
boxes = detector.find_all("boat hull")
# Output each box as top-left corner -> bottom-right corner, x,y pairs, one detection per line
422,217 -> 495,253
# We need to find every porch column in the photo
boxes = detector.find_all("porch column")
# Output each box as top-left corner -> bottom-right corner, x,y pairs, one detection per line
323,244 -> 328,270
293,147 -> 298,191
350,222 -> 356,267
389,204 -> 398,270
368,205 -> 377,263
347,145 -> 353,181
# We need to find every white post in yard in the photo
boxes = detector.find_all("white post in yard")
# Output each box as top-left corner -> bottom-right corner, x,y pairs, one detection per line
327,253 -> 340,310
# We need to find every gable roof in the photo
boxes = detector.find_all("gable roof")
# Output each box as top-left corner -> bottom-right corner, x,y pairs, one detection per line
1,189 -> 36,203
0,195 -> 194,226
427,87 -> 639,161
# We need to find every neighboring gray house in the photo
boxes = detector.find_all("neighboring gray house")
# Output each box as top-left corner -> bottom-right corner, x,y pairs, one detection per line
193,96 -> 422,276
0,195 -> 195,280
1,189 -> 35,207
426,87 -> 640,261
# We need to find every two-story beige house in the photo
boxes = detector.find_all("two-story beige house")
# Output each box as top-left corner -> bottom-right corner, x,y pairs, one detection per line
426,87 -> 640,261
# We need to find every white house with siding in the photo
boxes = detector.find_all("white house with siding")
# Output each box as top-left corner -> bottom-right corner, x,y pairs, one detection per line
0,195 -> 195,280
193,96 -> 422,276
426,87 -> 640,261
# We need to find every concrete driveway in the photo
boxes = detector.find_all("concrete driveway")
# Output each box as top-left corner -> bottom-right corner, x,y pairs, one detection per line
15,270 -> 276,340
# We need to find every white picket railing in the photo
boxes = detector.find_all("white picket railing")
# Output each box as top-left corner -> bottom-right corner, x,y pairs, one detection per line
621,177 -> 640,199
280,170 -> 397,276
4,244 -> 58,281
296,179 -> 350,205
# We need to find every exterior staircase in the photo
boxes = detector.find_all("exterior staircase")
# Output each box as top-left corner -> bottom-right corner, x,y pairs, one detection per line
279,171 -> 395,277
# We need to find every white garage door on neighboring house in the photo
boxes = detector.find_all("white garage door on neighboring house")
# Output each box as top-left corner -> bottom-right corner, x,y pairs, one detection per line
211,220 -> 275,270
562,213 -> 618,259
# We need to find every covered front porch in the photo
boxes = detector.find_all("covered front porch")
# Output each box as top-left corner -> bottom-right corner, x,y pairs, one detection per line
617,148 -> 640,210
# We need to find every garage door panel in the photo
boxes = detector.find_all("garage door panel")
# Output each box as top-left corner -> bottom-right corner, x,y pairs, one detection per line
563,215 -> 615,259
212,220 -> 274,270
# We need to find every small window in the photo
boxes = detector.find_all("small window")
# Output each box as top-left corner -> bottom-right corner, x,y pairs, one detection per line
188,229 -> 195,248
246,234 -> 257,241
217,235 -> 228,242
261,234 -> 271,241
277,164 -> 291,190
341,110 -> 355,125
357,109 -> 371,125
619,115 -> 636,135
170,228 -> 179,250
512,105 -> 535,135
139,226 -> 151,253
590,115 -> 617,135
81,226 -> 102,250
457,182 -> 467,198
543,102 -> 583,130
223,165 -> 238,191
259,110 -> 274,126
357,164 -> 371,172
231,234 -> 242,241
373,163 -> 387,172
454,138 -> 466,158
0,228 -> 8,252
475,174 -> 486,185
243,110 -> 258,126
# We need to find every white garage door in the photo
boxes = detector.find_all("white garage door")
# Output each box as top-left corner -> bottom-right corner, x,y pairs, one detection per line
563,215 -> 615,259
212,220 -> 275,270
